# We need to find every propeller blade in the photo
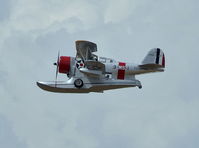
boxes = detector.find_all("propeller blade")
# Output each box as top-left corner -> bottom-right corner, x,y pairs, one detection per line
55,51 -> 60,87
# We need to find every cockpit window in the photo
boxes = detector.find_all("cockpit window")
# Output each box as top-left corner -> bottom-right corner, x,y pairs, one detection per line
99,57 -> 106,63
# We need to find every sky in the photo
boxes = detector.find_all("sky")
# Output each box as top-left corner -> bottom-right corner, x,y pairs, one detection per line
0,0 -> 199,148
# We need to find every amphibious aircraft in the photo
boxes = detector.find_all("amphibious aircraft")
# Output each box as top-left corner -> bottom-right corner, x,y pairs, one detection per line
37,40 -> 165,93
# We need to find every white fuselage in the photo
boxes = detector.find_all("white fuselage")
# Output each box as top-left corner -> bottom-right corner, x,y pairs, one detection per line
98,57 -> 138,80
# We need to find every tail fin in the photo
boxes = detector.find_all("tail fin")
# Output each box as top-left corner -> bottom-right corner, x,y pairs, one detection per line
140,48 -> 165,69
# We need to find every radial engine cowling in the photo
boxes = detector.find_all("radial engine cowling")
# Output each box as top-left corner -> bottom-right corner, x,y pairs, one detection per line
59,56 -> 71,74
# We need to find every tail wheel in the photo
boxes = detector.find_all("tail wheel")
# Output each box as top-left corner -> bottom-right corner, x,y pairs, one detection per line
74,79 -> 84,88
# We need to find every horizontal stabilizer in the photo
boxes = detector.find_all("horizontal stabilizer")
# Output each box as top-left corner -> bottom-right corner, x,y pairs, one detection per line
139,64 -> 164,69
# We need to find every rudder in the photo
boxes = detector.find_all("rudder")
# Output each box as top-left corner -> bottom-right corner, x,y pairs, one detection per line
141,48 -> 165,68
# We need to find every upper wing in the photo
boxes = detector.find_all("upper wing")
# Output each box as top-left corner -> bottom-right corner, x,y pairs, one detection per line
76,40 -> 97,61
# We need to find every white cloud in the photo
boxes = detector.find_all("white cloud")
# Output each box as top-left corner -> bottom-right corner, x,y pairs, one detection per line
8,0 -> 101,33
0,0 -> 199,148
0,115 -> 26,148
104,0 -> 135,23
0,0 -> 103,47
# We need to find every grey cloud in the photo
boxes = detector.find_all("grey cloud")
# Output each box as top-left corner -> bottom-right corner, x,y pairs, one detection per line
0,0 -> 11,21
0,115 -> 27,148
0,0 -> 199,148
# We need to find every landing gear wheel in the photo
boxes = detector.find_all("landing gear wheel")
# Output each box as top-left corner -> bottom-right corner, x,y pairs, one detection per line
138,85 -> 142,89
74,79 -> 84,88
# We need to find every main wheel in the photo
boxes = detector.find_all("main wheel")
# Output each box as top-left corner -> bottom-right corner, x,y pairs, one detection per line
74,79 -> 84,88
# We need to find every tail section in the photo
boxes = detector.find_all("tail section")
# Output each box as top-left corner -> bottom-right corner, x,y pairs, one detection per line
140,48 -> 165,69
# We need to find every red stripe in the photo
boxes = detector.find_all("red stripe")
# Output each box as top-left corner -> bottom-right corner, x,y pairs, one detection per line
162,54 -> 165,67
117,62 -> 126,80
119,62 -> 126,66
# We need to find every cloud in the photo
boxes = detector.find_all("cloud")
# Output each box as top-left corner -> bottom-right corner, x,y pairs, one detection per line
6,0 -> 102,34
0,0 -> 199,148
0,0 -> 11,21
0,115 -> 26,148
104,0 -> 135,23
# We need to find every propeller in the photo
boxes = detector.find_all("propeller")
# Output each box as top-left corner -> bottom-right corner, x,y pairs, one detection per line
54,51 -> 60,87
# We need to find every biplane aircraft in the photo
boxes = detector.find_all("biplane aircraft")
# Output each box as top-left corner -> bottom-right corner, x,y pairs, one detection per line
37,40 -> 165,93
